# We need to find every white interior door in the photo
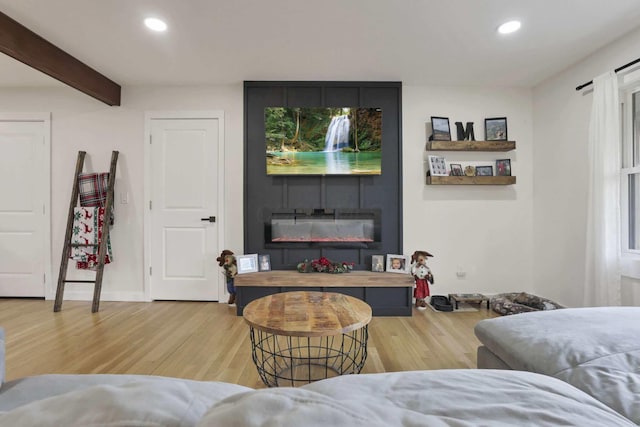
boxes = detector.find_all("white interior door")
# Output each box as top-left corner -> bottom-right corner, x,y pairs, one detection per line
149,118 -> 220,301
0,120 -> 48,297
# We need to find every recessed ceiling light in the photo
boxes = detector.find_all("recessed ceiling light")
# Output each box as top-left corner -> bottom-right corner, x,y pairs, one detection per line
144,17 -> 167,32
498,20 -> 521,35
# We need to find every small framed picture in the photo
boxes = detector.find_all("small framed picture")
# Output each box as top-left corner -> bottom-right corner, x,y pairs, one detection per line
430,117 -> 451,141
485,117 -> 508,141
372,255 -> 385,272
236,254 -> 258,274
428,155 -> 448,176
496,159 -> 511,176
450,163 -> 463,176
386,254 -> 409,274
258,254 -> 271,271
476,166 -> 494,176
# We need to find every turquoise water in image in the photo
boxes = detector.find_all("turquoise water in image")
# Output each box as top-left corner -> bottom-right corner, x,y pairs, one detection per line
267,151 -> 382,175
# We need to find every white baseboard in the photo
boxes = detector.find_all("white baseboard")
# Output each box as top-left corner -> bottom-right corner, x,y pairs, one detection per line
45,291 -> 231,303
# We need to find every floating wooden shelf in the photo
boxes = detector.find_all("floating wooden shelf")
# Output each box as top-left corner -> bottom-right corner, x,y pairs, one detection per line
426,140 -> 516,151
426,176 -> 516,185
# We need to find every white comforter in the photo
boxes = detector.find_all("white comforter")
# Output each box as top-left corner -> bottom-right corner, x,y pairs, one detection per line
0,370 -> 634,426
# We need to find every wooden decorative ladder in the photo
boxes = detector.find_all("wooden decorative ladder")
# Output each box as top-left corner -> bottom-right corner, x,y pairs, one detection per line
54,150 -> 119,313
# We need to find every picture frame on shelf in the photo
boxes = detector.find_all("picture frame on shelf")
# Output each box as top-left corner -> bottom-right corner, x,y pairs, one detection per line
450,163 -> 463,176
485,117 -> 508,141
476,166 -> 494,176
386,254 -> 409,274
496,159 -> 512,176
258,254 -> 271,271
430,117 -> 451,141
236,254 -> 259,274
428,155 -> 448,176
372,255 -> 385,272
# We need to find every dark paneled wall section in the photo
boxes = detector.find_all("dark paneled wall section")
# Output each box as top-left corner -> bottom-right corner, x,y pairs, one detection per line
244,81 -> 403,270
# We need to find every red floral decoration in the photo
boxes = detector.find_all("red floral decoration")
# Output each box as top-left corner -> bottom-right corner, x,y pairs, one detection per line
297,256 -> 354,274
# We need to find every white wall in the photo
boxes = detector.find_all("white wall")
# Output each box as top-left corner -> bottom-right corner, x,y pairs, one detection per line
0,84 -> 243,301
0,82 -> 535,301
403,86 -> 534,296
533,27 -> 640,307
7,31 -> 640,307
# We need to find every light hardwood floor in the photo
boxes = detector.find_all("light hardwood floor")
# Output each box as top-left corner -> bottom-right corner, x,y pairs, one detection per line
0,299 -> 498,389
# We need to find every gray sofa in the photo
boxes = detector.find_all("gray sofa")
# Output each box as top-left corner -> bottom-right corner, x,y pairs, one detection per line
1,327 -> 637,426
475,307 -> 640,424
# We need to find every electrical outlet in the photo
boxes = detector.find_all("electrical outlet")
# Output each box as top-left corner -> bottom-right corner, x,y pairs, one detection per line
121,192 -> 128,204
456,267 -> 466,279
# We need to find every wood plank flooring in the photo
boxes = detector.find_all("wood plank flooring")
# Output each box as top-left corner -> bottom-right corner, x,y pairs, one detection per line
0,299 -> 498,389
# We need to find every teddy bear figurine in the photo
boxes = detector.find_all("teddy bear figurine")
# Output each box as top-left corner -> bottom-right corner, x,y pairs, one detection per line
411,250 -> 434,310
216,249 -> 237,305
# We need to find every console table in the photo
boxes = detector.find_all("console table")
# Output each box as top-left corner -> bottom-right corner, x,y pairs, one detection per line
234,271 -> 414,316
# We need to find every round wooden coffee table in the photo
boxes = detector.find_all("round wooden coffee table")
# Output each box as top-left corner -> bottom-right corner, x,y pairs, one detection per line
243,291 -> 372,387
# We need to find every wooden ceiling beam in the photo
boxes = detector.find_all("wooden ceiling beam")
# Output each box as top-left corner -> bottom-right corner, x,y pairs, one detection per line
0,11 -> 121,106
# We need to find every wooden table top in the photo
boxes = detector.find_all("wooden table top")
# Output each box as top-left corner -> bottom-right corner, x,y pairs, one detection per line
243,291 -> 372,337
235,270 -> 414,287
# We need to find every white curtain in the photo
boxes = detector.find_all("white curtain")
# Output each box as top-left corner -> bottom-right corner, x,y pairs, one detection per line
584,71 -> 621,306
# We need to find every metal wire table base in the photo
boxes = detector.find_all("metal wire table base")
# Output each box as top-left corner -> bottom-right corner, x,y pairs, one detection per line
249,325 -> 368,387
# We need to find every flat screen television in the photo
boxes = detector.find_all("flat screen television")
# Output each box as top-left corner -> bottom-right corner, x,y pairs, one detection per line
265,107 -> 382,175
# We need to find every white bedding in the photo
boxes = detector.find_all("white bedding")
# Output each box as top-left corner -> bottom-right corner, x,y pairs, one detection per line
0,377 -> 250,427
1,370 -> 634,426
475,307 -> 640,424
0,329 -> 4,389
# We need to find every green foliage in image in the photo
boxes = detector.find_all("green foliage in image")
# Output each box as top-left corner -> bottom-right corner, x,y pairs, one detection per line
265,107 -> 382,152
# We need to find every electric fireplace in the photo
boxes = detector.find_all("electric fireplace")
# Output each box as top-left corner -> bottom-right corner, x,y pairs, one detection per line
265,208 -> 381,249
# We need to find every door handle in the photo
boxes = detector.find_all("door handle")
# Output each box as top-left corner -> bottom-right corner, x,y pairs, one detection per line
200,216 -> 216,223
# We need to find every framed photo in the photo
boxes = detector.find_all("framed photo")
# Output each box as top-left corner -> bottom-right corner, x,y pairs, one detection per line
484,117 -> 508,141
430,116 -> 451,141
428,155 -> 448,176
496,159 -> 511,176
236,254 -> 258,274
258,254 -> 271,271
372,255 -> 385,272
386,254 -> 409,274
476,165 -> 494,176
450,163 -> 463,176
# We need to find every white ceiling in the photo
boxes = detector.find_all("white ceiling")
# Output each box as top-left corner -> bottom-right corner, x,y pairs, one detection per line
1,0 -> 640,89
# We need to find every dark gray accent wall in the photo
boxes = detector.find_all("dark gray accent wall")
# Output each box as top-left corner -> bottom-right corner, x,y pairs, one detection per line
244,81 -> 403,270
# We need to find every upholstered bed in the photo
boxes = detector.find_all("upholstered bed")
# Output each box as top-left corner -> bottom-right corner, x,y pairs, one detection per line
475,307 -> 640,424
1,327 -> 638,425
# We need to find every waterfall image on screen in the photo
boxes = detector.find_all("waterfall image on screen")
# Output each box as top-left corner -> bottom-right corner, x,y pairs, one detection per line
265,107 -> 382,175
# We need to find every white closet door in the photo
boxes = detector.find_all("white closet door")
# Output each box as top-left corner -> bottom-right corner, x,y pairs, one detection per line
149,118 -> 220,301
0,120 -> 47,297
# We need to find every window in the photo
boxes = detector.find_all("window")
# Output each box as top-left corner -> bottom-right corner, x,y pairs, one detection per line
621,87 -> 640,253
